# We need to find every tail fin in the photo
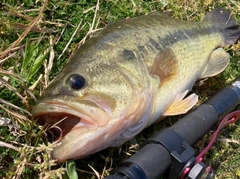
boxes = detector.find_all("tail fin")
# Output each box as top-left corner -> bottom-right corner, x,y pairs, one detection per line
203,8 -> 240,46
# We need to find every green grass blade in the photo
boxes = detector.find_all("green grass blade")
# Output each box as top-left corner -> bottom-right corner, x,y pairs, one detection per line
21,39 -> 39,74
66,159 -> 78,179
26,46 -> 50,81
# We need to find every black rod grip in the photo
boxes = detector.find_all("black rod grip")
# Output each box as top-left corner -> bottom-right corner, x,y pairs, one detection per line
172,78 -> 240,145
106,77 -> 240,179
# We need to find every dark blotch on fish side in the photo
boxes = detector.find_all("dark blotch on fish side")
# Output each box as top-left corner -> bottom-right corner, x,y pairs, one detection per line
149,38 -> 161,50
157,27 -> 217,47
123,49 -> 136,60
137,45 -> 147,58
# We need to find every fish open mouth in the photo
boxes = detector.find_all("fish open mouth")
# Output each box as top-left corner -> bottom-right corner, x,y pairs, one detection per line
35,112 -> 82,141
32,98 -> 110,151
32,100 -> 99,142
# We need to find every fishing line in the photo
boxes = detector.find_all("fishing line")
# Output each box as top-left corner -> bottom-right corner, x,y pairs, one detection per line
181,110 -> 240,179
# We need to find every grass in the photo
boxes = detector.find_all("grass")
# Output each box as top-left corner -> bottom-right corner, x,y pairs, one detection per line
0,0 -> 240,178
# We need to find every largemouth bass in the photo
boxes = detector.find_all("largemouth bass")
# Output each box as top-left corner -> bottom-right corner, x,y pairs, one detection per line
32,8 -> 240,163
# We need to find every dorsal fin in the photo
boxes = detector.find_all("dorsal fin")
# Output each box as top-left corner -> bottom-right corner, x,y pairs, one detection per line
147,11 -> 172,17
148,48 -> 178,86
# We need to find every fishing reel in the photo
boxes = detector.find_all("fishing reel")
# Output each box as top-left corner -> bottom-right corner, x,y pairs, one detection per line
106,128 -> 216,179
181,161 -> 214,179
141,128 -> 215,179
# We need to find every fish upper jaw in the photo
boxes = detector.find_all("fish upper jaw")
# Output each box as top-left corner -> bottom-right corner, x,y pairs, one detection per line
33,99 -> 110,127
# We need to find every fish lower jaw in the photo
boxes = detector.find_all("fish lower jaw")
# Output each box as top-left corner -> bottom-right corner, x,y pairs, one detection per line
50,115 -> 130,163
51,126 -> 115,163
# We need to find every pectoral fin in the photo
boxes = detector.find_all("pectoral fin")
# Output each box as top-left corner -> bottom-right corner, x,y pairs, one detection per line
163,90 -> 198,116
148,48 -> 178,87
201,48 -> 230,78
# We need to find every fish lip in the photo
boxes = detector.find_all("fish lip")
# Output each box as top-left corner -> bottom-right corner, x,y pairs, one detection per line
32,100 -> 97,140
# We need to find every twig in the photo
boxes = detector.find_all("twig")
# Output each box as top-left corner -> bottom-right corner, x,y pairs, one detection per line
88,164 -> 100,179
0,52 -> 17,64
100,166 -> 106,179
56,19 -> 83,61
72,27 -> 103,58
18,8 -> 40,13
130,0 -> 136,7
0,98 -> 32,116
0,104 -> 29,124
83,6 -> 96,14
48,36 -> 55,80
3,4 -> 35,21
0,68 -> 24,81
24,88 -> 38,103
73,0 -> 103,56
44,20 -> 66,27
90,0 -> 100,33
0,67 -> 37,102
228,0 -> 240,9
76,168 -> 96,175
0,0 -> 49,59
0,77 -> 27,103
44,36 -> 55,87
0,117 -> 11,126
81,0 -> 100,45
55,24 -> 67,45
218,137 -> 239,144
13,157 -> 27,179
0,141 -> 20,152
29,74 -> 43,91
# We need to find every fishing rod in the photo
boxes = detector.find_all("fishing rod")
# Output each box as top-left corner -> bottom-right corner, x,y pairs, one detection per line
105,77 -> 240,179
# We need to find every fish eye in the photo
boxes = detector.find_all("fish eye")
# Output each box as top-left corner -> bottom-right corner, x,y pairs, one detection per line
68,74 -> 86,90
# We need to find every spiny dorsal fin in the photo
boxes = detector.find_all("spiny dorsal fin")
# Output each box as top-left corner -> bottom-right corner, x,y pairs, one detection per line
148,48 -> 178,86
163,90 -> 198,116
201,48 -> 230,78
147,11 -> 172,17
